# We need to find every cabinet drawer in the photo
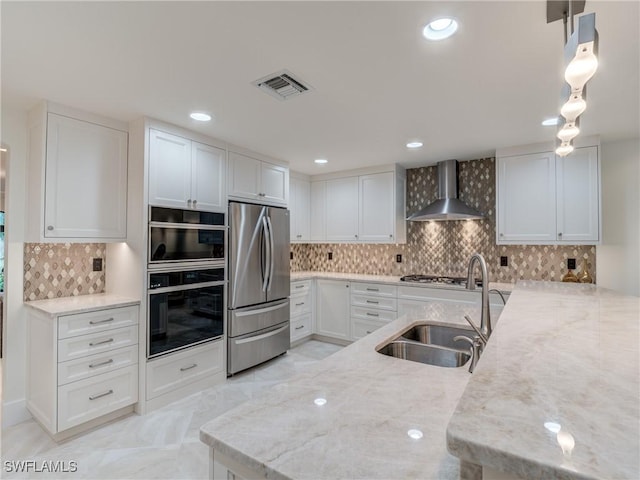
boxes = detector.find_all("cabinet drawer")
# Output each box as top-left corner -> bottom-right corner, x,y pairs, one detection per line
291,292 -> 312,316
291,313 -> 312,341
350,294 -> 397,311
58,305 -> 138,340
350,282 -> 396,297
57,365 -> 138,432
351,317 -> 388,340
58,345 -> 138,386
58,325 -> 138,363
146,341 -> 224,400
350,306 -> 397,323
290,280 -> 311,295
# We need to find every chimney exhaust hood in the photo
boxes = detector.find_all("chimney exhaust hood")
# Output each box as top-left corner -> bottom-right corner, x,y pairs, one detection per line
407,159 -> 484,221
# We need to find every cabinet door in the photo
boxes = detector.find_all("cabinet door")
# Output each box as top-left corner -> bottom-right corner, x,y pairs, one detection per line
310,181 -> 327,241
359,172 -> 394,242
556,146 -> 599,243
325,177 -> 359,241
290,177 -> 310,241
261,162 -> 288,205
497,152 -> 557,244
148,129 -> 192,209
44,114 -> 128,239
192,142 -> 226,212
315,280 -> 350,340
228,152 -> 260,200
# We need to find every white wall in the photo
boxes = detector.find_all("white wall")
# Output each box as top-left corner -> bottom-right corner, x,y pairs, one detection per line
597,138 -> 640,296
1,107 -> 30,427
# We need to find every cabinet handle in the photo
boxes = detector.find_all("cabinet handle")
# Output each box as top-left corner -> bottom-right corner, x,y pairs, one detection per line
180,363 -> 197,372
187,199 -> 192,206
89,389 -> 114,401
295,285 -> 305,289
499,233 -> 504,237
366,312 -> 379,317
193,200 -> 197,207
389,234 -> 393,238
89,338 -> 114,347
558,232 -> 563,237
366,288 -> 379,292
354,234 -> 358,238
297,234 -> 302,238
47,225 -> 54,231
258,192 -> 266,197
366,331 -> 373,334
366,300 -> 379,304
295,325 -> 305,330
89,317 -> 114,325
295,302 -> 305,306
89,358 -> 114,368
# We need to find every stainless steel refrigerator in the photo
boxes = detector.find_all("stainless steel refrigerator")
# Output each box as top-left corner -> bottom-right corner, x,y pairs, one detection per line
227,201 -> 290,375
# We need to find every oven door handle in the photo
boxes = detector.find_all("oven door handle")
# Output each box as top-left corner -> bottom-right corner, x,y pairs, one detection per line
148,281 -> 224,294
233,324 -> 289,345
149,222 -> 225,230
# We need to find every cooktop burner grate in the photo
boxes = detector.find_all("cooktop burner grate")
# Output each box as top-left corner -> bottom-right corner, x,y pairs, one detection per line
400,275 -> 482,287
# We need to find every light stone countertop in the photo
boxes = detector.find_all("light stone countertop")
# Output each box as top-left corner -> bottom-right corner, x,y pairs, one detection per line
200,302 -> 484,480
290,270 -> 515,293
24,293 -> 140,316
447,281 -> 640,479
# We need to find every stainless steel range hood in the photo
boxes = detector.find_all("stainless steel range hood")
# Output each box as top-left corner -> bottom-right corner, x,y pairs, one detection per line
407,159 -> 484,221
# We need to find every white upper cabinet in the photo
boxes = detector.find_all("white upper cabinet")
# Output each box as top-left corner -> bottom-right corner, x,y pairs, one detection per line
326,177 -> 359,241
496,139 -> 600,245
290,175 -> 311,242
148,129 -> 226,213
228,151 -> 288,206
27,102 -> 128,242
309,165 -> 406,244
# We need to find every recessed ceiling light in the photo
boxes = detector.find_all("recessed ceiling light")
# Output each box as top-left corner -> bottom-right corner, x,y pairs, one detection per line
407,429 -> 424,440
314,397 -> 327,406
314,158 -> 328,164
190,112 -> 212,122
423,17 -> 458,41
541,117 -> 560,126
406,141 -> 423,149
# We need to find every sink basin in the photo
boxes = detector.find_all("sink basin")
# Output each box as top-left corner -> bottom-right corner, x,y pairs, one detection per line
378,340 -> 471,368
400,323 -> 475,349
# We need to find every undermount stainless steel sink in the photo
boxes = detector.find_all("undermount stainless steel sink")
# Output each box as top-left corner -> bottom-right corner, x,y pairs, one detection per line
378,340 -> 470,368
400,323 -> 475,349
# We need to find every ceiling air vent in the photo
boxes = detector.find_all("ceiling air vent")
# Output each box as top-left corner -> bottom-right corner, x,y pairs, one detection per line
253,69 -> 312,101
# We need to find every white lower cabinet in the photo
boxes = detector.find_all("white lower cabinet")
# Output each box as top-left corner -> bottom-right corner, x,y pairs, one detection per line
350,282 -> 397,340
315,279 -> 351,341
146,340 -> 224,401
290,280 -> 313,343
26,304 -> 140,437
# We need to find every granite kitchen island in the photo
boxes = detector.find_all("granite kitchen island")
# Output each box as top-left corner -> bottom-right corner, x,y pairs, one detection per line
200,281 -> 640,480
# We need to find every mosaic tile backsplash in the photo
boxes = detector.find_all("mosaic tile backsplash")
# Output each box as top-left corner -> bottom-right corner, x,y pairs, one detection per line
24,243 -> 106,301
291,158 -> 596,283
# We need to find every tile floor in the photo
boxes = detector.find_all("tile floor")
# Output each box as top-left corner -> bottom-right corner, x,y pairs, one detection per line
1,340 -> 342,479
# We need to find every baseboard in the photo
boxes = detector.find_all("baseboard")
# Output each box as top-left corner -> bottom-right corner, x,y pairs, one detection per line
310,334 -> 351,347
2,398 -> 32,429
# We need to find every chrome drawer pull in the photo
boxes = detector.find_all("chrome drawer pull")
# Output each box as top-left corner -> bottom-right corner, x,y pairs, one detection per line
89,338 -> 114,347
366,331 -> 373,334
180,363 -> 197,372
89,389 -> 113,401
295,325 -> 305,330
89,317 -> 114,325
295,285 -> 305,289
295,302 -> 305,306
89,359 -> 114,368
366,300 -> 379,304
366,312 -> 379,317
366,288 -> 379,292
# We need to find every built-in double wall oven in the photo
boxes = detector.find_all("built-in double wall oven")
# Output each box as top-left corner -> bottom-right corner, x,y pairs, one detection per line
147,207 -> 226,359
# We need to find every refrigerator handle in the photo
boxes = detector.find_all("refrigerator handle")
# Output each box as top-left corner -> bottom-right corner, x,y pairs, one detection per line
261,215 -> 270,292
266,214 -> 275,292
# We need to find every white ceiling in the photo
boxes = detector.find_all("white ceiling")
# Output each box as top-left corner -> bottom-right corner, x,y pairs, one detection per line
2,1 -> 638,175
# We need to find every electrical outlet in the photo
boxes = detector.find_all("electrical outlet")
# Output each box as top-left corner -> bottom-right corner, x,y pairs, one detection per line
290,251 -> 293,260
396,254 -> 402,263
567,258 -> 576,270
500,256 -> 508,267
92,258 -> 103,272
328,252 -> 333,260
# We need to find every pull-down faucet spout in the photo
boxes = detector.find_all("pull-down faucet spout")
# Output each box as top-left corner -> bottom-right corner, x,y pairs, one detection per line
466,253 -> 492,339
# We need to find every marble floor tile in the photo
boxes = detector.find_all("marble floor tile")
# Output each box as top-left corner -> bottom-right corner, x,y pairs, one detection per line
1,340 -> 342,479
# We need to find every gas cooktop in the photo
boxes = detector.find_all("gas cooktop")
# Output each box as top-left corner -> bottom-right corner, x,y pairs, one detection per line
400,275 -> 482,288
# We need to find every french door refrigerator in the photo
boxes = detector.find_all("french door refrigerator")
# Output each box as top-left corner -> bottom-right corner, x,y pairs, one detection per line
227,201 -> 290,375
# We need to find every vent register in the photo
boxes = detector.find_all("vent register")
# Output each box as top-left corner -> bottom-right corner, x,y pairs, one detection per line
253,70 -> 312,100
